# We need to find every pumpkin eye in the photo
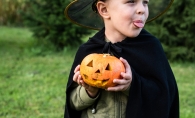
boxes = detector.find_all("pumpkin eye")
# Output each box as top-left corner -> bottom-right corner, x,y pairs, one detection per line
105,63 -> 112,71
87,60 -> 93,67
95,69 -> 101,73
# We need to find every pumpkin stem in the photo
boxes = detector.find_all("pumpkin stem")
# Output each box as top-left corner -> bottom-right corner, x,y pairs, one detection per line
103,54 -> 110,57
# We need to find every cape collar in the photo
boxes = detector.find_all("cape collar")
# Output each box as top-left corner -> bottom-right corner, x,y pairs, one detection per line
89,28 -> 122,57
89,27 -> 150,58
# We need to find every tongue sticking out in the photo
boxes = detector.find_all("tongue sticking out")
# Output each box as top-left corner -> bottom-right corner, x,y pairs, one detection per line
133,22 -> 144,28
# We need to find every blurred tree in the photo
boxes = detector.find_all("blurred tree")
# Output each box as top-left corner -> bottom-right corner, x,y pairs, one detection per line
0,0 -> 25,26
146,0 -> 195,62
2,0 -> 194,61
22,0 -> 91,50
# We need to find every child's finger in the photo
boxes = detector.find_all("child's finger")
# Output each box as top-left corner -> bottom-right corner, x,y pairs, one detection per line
74,65 -> 80,73
73,71 -> 80,82
107,85 -> 127,91
120,57 -> 132,81
120,57 -> 131,73
78,75 -> 82,85
121,72 -> 131,80
113,78 -> 129,85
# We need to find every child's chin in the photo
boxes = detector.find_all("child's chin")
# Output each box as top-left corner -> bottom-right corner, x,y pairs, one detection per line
127,30 -> 142,38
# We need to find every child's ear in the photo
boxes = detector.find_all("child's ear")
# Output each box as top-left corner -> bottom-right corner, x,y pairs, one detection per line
96,1 -> 110,19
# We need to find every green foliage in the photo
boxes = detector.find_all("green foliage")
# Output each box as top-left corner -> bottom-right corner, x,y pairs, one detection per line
22,0 -> 91,50
1,0 -> 195,61
145,0 -> 195,62
0,0 -> 26,26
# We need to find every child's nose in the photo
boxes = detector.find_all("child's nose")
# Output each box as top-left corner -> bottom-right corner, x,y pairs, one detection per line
136,3 -> 146,15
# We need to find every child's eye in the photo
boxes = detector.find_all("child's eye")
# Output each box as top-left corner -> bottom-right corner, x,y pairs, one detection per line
143,0 -> 149,5
127,0 -> 135,3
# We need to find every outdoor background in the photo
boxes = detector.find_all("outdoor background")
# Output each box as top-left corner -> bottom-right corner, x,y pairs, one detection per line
0,0 -> 194,118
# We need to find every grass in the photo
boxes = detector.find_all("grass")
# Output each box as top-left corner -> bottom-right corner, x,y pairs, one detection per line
0,26 -> 195,118
171,63 -> 195,118
0,26 -> 76,118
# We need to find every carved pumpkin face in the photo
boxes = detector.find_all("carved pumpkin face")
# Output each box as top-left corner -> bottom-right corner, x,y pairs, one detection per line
80,53 -> 125,89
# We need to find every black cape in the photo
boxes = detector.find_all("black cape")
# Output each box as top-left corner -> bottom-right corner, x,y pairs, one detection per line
64,28 -> 179,118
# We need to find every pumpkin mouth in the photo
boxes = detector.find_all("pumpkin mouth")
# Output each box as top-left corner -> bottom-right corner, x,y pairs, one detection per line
83,74 -> 109,86
83,74 -> 88,79
92,78 -> 109,86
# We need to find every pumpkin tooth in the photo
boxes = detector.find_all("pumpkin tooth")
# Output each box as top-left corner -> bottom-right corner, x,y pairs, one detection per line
102,79 -> 109,85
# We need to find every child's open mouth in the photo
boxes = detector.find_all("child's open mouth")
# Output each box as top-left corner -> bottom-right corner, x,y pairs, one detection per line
133,20 -> 144,28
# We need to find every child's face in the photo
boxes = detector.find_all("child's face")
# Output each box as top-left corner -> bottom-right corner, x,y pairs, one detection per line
101,0 -> 149,39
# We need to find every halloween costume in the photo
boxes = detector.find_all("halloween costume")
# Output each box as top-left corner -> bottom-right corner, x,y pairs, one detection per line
64,28 -> 179,118
64,0 -> 179,117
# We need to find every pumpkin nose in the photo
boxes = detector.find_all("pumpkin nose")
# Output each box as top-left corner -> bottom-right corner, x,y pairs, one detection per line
95,69 -> 101,73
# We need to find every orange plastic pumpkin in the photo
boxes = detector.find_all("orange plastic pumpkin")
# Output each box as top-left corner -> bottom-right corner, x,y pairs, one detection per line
80,53 -> 125,89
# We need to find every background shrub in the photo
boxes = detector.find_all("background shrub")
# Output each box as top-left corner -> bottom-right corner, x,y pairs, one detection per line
0,0 -> 26,26
0,0 -> 194,62
22,0 -> 91,50
145,0 -> 195,62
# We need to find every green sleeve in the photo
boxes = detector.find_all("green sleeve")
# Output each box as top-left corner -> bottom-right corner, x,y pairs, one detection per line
69,85 -> 100,111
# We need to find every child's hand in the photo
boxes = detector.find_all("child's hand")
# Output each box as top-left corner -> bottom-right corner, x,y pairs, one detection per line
73,65 -> 99,98
106,57 -> 132,92
73,65 -> 83,85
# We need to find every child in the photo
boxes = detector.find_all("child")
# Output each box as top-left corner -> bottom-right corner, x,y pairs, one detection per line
64,0 -> 179,118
